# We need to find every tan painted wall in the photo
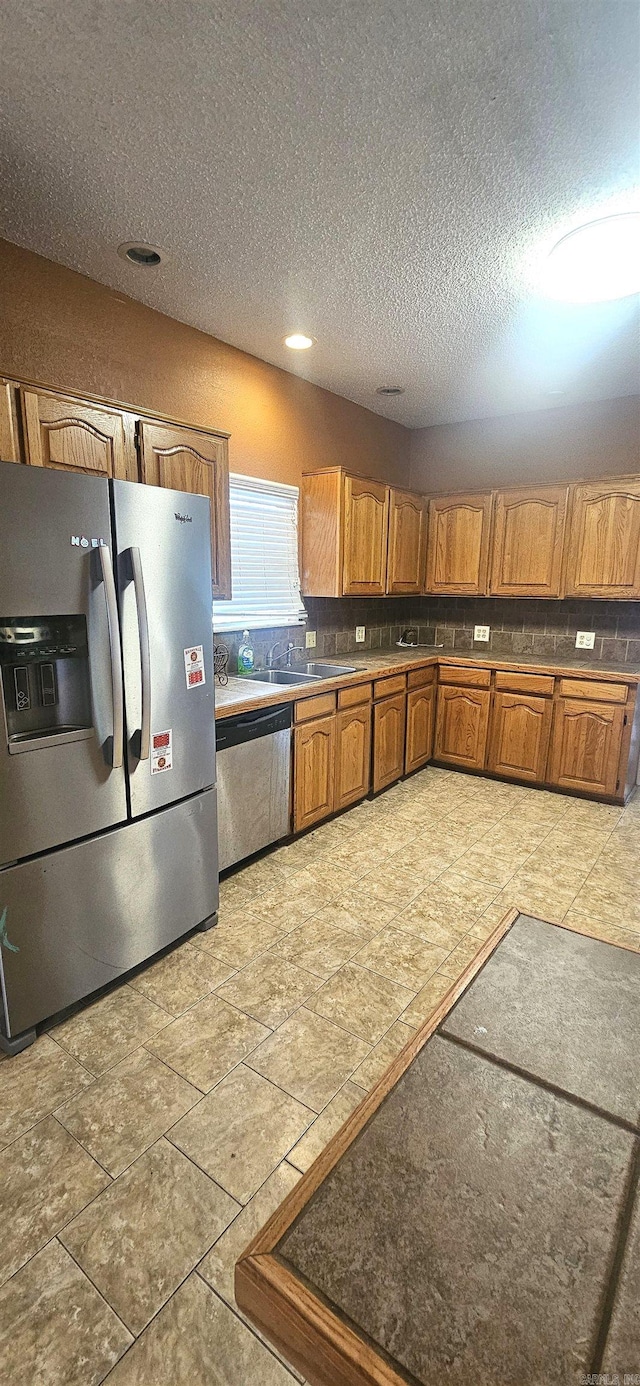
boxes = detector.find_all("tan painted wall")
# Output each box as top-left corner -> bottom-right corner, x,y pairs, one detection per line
409,395 -> 640,493
0,239 -> 410,488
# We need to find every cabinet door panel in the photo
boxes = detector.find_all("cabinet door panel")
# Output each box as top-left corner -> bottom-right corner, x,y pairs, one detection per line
548,699 -> 624,797
342,475 -> 389,595
434,685 -> 490,770
565,482 -> 640,598
405,685 -> 435,774
386,489 -> 427,594
373,693 -> 406,792
488,691 -> 552,783
139,421 -> 231,598
335,705 -> 371,811
490,486 -> 568,597
294,715 -> 336,832
21,389 -> 135,481
426,493 -> 492,594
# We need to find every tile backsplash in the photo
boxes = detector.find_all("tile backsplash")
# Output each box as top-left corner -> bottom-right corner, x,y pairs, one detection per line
215,596 -> 640,671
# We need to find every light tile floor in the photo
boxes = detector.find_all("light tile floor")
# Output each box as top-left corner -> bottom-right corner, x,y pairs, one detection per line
1,766 -> 639,1384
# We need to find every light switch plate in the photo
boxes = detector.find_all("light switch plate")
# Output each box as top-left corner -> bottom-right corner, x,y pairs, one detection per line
575,631 -> 596,649
355,626 -> 366,643
305,630 -> 317,649
474,625 -> 490,642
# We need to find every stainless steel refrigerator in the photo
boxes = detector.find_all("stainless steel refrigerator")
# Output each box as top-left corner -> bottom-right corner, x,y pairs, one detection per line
0,460 -> 218,1054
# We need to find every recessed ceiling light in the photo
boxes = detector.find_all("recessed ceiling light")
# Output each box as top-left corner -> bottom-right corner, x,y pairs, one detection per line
284,333 -> 314,349
376,385 -> 405,396
541,212 -> 640,302
117,242 -> 166,267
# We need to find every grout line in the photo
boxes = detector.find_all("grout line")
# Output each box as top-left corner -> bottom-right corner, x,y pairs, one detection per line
439,1032 -> 640,1138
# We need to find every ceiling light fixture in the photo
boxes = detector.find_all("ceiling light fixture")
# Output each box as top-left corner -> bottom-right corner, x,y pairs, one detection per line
376,385 -> 405,396
284,333 -> 314,349
117,242 -> 166,267
541,212 -> 640,302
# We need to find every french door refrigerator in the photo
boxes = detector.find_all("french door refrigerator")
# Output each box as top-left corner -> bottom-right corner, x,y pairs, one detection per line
0,460 -> 218,1054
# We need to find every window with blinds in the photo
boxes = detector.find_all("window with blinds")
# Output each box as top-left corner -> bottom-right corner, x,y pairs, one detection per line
212,473 -> 307,631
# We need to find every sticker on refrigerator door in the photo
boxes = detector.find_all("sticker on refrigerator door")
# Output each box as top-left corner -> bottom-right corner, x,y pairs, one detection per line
184,645 -> 205,688
151,729 -> 173,774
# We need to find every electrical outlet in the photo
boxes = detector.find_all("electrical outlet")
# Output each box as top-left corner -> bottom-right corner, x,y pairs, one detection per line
305,629 -> 317,649
355,626 -> 366,643
575,630 -> 595,649
474,625 -> 490,643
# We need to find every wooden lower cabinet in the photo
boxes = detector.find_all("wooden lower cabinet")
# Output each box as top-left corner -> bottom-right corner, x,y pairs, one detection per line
434,684 -> 490,771
405,684 -> 435,774
293,715 -> 336,834
373,694 -> 406,793
548,699 -> 625,798
335,704 -> 372,811
487,691 -> 553,784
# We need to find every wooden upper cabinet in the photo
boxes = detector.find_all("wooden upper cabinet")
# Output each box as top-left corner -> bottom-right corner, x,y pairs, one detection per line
20,388 -> 136,481
565,480 -> 640,599
548,698 -> 625,798
490,486 -> 568,597
426,492 -> 492,594
300,468 -> 390,597
342,474 -> 389,596
0,381 -> 20,462
386,488 -> 428,594
139,420 -> 231,598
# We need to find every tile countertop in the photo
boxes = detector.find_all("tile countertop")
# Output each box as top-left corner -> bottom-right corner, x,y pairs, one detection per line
213,647 -> 640,719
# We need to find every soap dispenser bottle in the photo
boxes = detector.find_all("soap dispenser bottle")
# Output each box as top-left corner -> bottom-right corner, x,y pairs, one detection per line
237,630 -> 254,674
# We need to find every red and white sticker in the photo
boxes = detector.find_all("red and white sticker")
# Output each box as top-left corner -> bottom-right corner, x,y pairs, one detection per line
184,645 -> 205,689
151,728 -> 173,774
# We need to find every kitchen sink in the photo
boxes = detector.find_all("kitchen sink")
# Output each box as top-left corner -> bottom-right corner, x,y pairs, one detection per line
243,669 -> 320,685
296,662 -> 359,677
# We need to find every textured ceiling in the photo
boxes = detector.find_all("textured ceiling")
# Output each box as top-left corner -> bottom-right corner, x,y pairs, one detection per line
0,0 -> 638,427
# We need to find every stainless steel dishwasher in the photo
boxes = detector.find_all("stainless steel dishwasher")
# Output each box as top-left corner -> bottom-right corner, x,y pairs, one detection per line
215,703 -> 292,871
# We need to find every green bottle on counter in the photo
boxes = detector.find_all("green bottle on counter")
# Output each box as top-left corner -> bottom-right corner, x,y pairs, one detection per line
238,630 -> 254,674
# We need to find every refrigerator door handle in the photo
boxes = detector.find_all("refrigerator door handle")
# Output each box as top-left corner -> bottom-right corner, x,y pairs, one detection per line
98,544 -> 124,770
126,546 -> 151,761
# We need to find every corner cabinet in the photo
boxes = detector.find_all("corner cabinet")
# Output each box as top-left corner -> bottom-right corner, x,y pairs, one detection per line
386,488 -> 428,594
564,480 -> 640,599
425,492 -> 492,595
139,420 -> 231,598
405,668 -> 436,774
19,387 -> 137,482
489,485 -> 568,597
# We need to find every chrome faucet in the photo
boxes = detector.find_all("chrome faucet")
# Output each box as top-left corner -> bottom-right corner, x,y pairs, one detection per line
266,639 -> 301,668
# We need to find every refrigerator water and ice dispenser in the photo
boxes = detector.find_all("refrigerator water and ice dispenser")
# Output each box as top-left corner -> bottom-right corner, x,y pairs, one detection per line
0,614 -> 92,751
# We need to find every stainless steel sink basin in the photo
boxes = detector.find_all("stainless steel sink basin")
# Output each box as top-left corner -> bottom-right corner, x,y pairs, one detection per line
242,669 -> 320,685
296,662 -> 359,677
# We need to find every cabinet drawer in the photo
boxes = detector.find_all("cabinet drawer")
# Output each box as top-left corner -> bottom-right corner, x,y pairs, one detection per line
494,671 -> 555,697
294,691 -> 338,723
438,665 -> 491,689
337,681 -> 372,709
407,665 -> 436,690
559,679 -> 627,705
373,673 -> 407,700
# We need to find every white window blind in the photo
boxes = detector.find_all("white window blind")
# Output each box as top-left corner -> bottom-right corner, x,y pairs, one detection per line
212,473 -> 306,632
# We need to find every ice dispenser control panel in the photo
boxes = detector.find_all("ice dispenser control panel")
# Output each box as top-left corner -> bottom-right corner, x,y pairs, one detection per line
0,615 -> 92,748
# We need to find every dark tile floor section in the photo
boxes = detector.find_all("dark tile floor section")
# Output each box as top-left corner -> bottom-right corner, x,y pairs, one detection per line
441,914 -> 640,1128
280,1034 -> 635,1386
601,1171 -> 640,1377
